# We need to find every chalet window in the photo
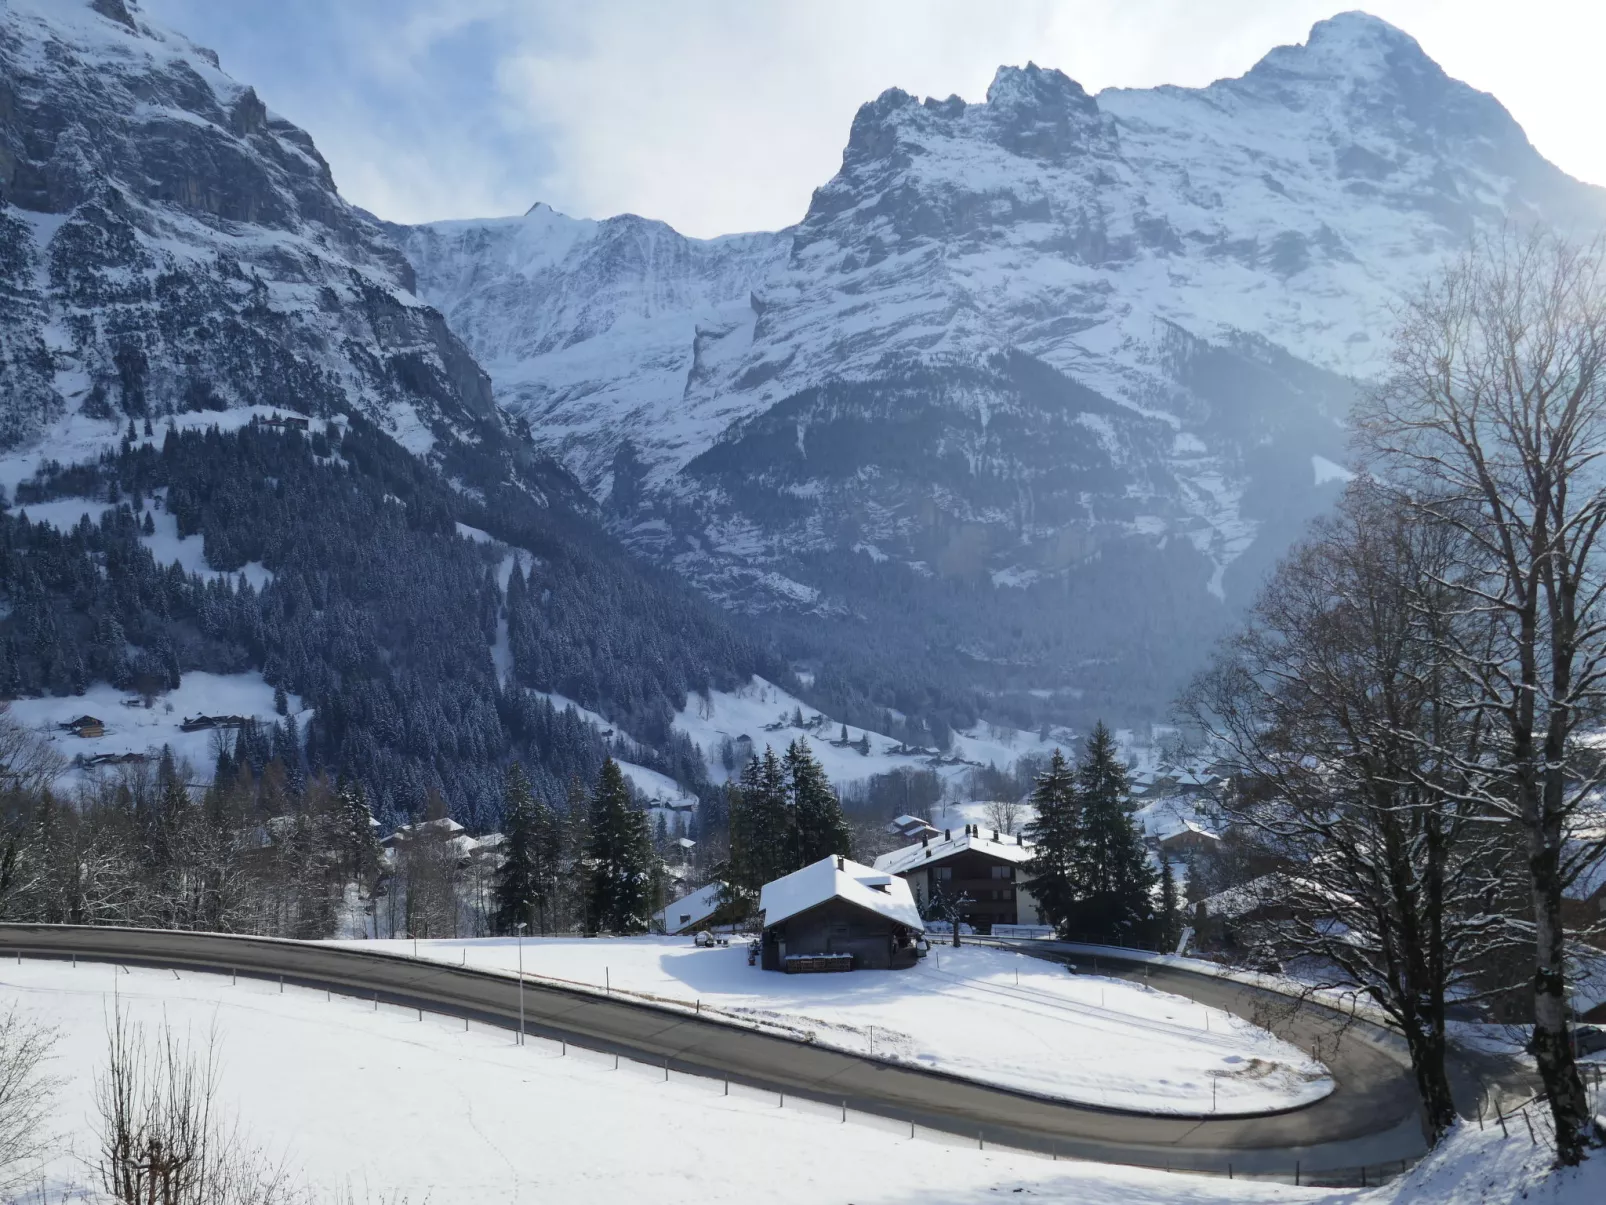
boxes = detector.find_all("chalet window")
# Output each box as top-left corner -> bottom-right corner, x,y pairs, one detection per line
679,914 -> 691,925
936,867 -> 953,880
990,866 -> 1011,879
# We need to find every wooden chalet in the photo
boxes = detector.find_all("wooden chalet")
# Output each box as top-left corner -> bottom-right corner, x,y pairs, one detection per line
60,715 -> 105,738
873,824 -> 1039,934
757,855 -> 924,971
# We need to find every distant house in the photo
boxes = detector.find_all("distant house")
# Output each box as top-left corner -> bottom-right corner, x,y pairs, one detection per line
885,814 -> 940,842
82,751 -> 148,767
1191,874 -> 1295,955
259,414 -> 311,431
1158,819 -> 1221,857
758,855 -> 923,971
874,824 -> 1039,934
60,715 -> 105,738
653,881 -> 740,935
179,714 -> 249,733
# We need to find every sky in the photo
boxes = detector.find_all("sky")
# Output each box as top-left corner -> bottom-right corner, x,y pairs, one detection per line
137,0 -> 1606,239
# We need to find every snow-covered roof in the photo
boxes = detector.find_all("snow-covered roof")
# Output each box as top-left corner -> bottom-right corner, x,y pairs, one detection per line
759,856 -> 923,932
1197,874 -> 1285,920
887,813 -> 937,834
873,829 -> 1035,877
1159,819 -> 1221,843
653,882 -> 727,933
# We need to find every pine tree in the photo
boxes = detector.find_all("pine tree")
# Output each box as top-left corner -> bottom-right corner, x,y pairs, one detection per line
583,758 -> 655,934
786,739 -> 850,865
1024,749 -> 1081,935
337,778 -> 376,890
1159,856 -> 1181,952
494,763 -> 548,935
1072,722 -> 1156,944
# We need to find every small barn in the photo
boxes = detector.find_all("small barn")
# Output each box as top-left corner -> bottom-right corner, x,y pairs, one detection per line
60,715 -> 105,738
758,855 -> 923,972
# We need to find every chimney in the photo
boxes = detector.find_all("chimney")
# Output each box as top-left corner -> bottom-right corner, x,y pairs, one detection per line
1017,833 -> 1023,845
921,834 -> 929,847
992,829 -> 999,842
836,855 -> 844,871
944,829 -> 951,840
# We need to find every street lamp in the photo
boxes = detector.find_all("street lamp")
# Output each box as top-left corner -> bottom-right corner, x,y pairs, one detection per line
516,921 -> 527,1046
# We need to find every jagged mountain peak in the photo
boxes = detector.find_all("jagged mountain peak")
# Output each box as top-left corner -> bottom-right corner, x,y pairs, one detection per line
396,15 -> 1606,719
1265,11 -> 1432,75
984,61 -> 1098,117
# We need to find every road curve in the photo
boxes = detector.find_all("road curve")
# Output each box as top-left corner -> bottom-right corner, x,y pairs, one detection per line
0,924 -> 1426,1180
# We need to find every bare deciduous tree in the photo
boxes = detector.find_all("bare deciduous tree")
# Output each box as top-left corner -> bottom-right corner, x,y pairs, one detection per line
1182,483 -> 1519,1139
983,798 -> 1023,837
95,1002 -> 295,1205
0,1005 -> 59,1191
1357,228 -> 1606,1161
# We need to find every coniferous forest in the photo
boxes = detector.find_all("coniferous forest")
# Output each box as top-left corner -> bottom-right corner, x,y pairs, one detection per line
0,415 -> 780,827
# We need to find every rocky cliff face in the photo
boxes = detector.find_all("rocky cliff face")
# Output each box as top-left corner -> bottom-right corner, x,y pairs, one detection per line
406,13 -> 1606,719
0,0 -> 504,461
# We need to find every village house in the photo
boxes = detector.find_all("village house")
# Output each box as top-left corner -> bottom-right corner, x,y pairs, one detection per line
60,715 -> 105,738
653,881 -> 741,936
1157,819 -> 1221,858
757,855 -> 924,971
885,813 -> 940,842
873,824 -> 1040,934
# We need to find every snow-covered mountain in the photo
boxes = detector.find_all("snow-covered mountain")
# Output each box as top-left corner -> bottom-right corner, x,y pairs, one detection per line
402,12 -> 1606,719
0,0 -> 513,468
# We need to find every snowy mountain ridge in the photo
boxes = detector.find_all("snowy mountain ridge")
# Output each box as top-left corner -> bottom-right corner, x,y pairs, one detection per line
402,11 -> 1606,717
0,0 -> 517,475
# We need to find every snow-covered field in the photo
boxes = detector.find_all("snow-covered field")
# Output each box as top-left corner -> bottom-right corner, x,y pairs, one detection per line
675,675 -> 1073,791
5,957 -> 1334,1205
8,955 -> 1604,1204
5,672 -> 306,785
327,936 -> 1333,1115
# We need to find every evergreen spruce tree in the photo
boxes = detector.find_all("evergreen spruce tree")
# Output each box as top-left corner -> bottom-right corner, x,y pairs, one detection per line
1072,722 -> 1156,944
1024,749 -> 1081,935
786,739 -> 850,866
494,764 -> 545,935
583,758 -> 655,934
337,778 -> 377,890
1159,856 -> 1181,952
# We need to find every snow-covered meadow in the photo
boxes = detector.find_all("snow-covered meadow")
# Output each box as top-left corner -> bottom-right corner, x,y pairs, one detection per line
5,957 -> 1333,1205
5,672 -> 307,787
327,936 -> 1333,1115
674,675 -> 1073,792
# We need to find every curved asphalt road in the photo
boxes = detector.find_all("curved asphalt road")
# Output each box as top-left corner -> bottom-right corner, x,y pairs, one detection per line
0,924 -> 1428,1180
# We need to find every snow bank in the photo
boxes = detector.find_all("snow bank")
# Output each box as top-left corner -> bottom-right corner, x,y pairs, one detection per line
4,956 -> 1321,1205
339,935 -> 1333,1115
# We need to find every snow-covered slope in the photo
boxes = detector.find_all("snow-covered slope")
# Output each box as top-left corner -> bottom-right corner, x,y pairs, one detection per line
398,205 -> 789,492
405,12 -> 1606,717
0,0 -> 508,464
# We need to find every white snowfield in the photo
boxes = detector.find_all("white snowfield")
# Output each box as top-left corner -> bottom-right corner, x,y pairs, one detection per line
4,672 -> 307,786
2,957 -> 1379,1205
675,673 -> 1072,788
6,957 -> 1599,1204
329,935 -> 1333,1116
